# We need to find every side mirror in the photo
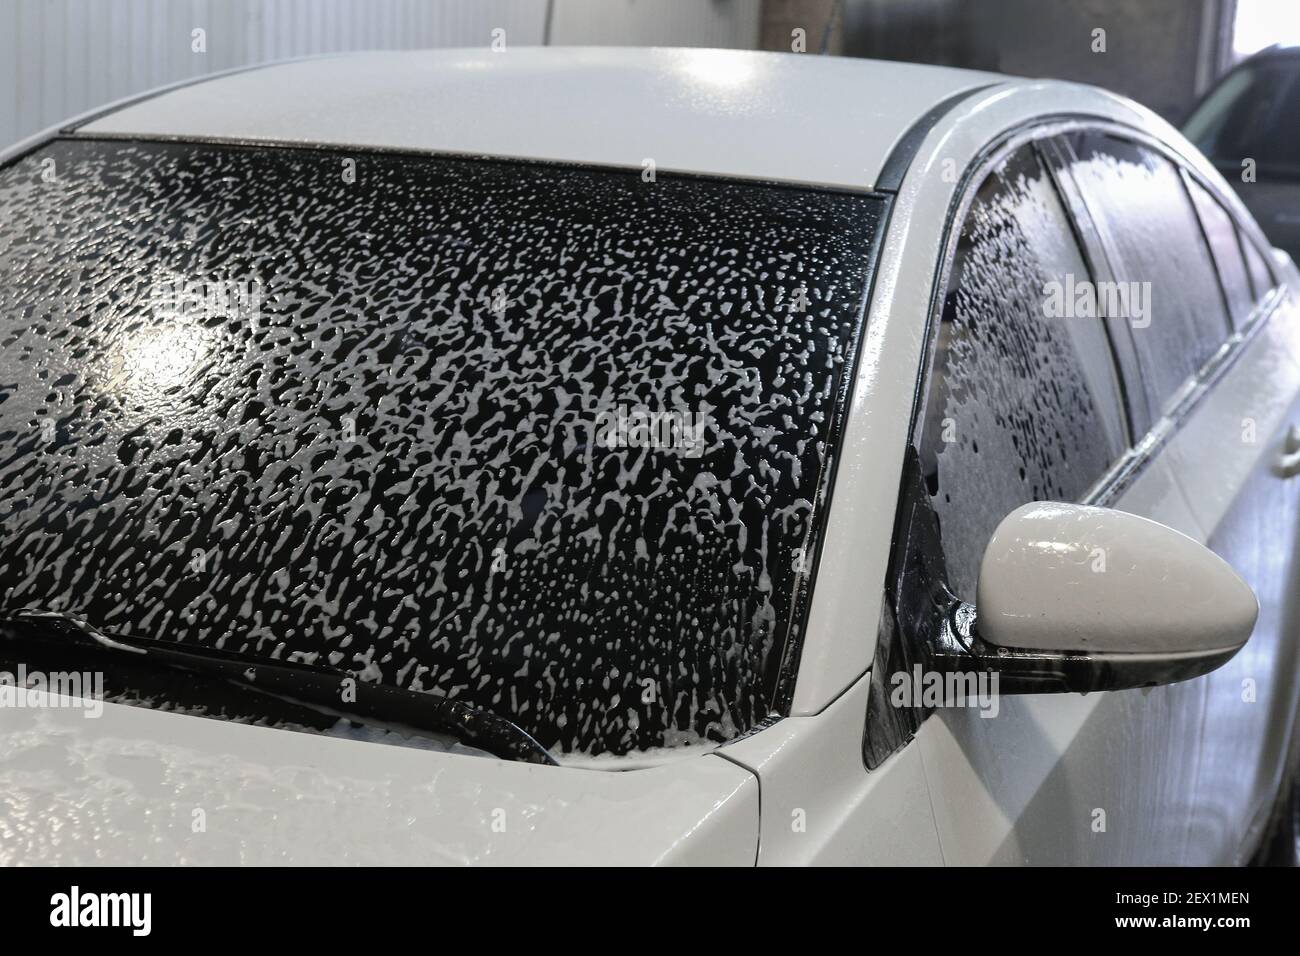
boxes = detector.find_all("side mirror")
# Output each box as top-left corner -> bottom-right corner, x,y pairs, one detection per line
930,502 -> 1257,694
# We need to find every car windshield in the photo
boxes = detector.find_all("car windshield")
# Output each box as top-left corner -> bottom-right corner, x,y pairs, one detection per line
0,138 -> 884,756
1185,56 -> 1300,180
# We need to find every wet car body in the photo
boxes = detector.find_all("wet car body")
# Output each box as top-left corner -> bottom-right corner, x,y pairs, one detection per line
1,49 -> 1298,865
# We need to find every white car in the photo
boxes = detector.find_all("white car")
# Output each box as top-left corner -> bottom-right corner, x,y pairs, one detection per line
0,47 -> 1297,866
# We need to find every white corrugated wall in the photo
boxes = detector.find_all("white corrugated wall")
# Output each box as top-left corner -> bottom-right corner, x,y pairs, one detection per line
0,0 -> 762,150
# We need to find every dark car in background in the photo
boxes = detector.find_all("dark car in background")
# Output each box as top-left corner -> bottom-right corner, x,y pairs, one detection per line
1185,45 -> 1300,263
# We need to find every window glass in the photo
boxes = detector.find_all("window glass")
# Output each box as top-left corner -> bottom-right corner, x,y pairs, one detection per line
918,144 -> 1128,600
1185,60 -> 1300,179
1066,132 -> 1233,415
0,138 -> 886,756
1187,177 -> 1253,328
1241,229 -> 1276,299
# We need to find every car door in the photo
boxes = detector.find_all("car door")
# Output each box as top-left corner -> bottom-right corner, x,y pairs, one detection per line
1059,128 -> 1300,863
887,122 -> 1300,864
897,132 -> 1208,865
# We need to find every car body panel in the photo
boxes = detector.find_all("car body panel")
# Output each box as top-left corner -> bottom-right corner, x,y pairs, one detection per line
76,48 -> 1001,190
718,674 -> 945,865
911,308 -> 1300,865
1170,303 -> 1300,862
0,693 -> 759,865
824,451 -> 1211,865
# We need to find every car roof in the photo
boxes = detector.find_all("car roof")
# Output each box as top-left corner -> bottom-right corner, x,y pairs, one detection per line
75,47 -> 1007,191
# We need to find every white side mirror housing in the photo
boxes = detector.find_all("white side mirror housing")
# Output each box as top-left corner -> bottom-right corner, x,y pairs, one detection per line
977,502 -> 1257,664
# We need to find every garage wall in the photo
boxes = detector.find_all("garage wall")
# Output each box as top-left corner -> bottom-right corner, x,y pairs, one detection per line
0,0 -> 762,151
549,0 -> 760,47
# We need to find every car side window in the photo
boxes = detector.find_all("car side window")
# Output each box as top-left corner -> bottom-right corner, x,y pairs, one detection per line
1240,228 -> 1277,300
1187,177 -> 1254,328
1064,132 -> 1233,415
917,143 -> 1129,600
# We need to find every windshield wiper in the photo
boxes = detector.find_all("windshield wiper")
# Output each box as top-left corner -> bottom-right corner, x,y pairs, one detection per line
0,607 -> 558,766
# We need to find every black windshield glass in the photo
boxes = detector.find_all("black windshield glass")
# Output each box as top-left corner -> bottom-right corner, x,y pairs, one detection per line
0,138 -> 883,755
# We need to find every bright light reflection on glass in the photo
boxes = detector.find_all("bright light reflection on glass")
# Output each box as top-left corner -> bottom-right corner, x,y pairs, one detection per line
113,321 -> 211,397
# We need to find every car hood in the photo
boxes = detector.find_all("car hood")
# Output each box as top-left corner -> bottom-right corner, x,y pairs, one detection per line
0,696 -> 758,865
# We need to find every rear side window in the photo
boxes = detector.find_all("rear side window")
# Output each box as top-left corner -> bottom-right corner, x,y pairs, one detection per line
917,143 -> 1128,599
1065,132 -> 1232,414
1187,177 -> 1254,328
1241,230 -> 1277,298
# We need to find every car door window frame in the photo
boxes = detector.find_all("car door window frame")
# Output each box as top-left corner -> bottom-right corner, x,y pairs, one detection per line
1046,122 -> 1287,508
1037,134 -> 1151,437
915,137 -> 1133,599
865,120 -> 1138,767
865,117 -> 1290,769
1050,129 -> 1239,429
1184,171 -> 1258,330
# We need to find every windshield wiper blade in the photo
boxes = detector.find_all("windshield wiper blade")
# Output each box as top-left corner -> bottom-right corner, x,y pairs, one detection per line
0,607 -> 558,766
